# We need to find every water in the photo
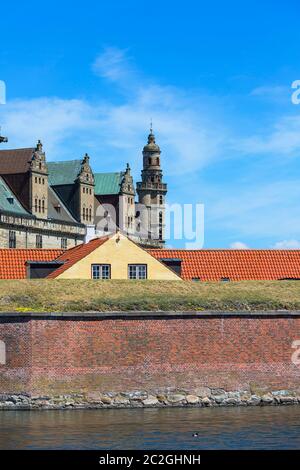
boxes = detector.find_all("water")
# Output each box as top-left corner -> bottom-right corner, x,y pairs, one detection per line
0,406 -> 300,449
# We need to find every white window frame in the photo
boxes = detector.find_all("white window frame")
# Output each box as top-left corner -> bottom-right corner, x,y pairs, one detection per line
91,264 -> 111,280
128,264 -> 147,280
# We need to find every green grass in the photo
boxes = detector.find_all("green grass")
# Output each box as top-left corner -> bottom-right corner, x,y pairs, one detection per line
0,279 -> 300,312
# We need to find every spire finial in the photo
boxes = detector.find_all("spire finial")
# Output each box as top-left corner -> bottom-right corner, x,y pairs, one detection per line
150,118 -> 153,134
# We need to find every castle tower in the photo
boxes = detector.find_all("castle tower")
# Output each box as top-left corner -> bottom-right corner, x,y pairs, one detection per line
30,140 -> 49,218
76,153 -> 95,225
136,127 -> 167,245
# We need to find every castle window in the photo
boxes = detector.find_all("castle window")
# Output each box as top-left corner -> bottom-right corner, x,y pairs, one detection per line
89,208 -> 92,222
38,199 -> 41,213
92,264 -> 111,280
148,158 -> 151,165
36,235 -> 43,249
159,195 -> 163,205
7,197 -> 14,205
35,177 -> 37,183
42,178 -> 45,185
83,187 -> 85,193
39,162 -> 42,170
34,198 -> 38,212
42,199 -> 45,213
128,264 -> 147,280
39,177 -> 41,184
9,230 -> 16,249
83,207 -> 86,221
157,158 -> 159,165
61,238 -> 67,250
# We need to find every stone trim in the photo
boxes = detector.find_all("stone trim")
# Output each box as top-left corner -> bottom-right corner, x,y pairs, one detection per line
0,389 -> 299,410
1,310 -> 300,319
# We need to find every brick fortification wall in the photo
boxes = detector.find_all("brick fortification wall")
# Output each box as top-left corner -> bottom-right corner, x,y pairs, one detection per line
1,313 -> 300,408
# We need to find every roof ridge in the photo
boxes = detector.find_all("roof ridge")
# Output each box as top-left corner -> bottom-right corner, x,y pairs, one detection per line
0,147 -> 35,152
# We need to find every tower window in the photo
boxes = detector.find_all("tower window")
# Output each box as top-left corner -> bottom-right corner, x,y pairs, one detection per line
34,198 -> 38,212
38,199 -> 41,213
36,235 -> 43,249
159,195 -> 163,205
42,199 -> 45,213
9,230 -> 16,249
148,158 -> 151,165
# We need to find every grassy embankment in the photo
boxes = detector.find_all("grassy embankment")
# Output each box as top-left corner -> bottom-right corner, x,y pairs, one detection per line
0,279 -> 300,312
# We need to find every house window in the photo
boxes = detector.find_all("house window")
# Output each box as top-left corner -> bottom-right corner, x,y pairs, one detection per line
221,277 -> 230,282
128,264 -> 147,280
92,264 -> 111,280
61,238 -> 67,250
36,235 -> 43,249
9,230 -> 16,248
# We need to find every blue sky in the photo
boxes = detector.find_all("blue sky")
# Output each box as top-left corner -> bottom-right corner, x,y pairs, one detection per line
1,0 -> 300,248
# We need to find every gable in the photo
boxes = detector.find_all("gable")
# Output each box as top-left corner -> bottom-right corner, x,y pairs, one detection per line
52,234 -> 181,280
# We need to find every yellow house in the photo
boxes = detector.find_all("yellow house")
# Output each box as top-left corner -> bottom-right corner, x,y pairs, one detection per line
47,232 -> 181,280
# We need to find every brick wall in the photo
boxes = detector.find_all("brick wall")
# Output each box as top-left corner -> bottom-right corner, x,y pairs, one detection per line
1,314 -> 300,395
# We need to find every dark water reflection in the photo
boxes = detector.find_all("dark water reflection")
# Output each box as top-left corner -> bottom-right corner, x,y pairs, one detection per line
0,406 -> 300,449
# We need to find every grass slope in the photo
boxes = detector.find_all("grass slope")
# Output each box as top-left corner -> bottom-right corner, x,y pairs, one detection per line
0,280 -> 300,312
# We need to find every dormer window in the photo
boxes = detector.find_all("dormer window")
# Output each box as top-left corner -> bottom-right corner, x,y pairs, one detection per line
54,204 -> 61,214
7,197 -> 14,205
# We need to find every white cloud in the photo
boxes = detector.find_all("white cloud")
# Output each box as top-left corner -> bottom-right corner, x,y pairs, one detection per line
0,47 -> 229,176
234,114 -> 300,156
250,85 -> 288,101
272,240 -> 300,249
92,47 -> 135,83
230,241 -> 249,249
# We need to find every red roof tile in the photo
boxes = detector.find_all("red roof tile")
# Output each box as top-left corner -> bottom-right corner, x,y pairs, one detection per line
147,249 -> 300,281
47,237 -> 109,278
0,249 -> 63,279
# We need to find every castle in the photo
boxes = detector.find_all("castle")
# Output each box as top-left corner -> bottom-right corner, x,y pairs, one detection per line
0,128 -> 167,249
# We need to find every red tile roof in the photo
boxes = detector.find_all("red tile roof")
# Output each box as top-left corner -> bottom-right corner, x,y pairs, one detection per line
0,249 -> 63,279
47,237 -> 109,278
147,249 -> 300,281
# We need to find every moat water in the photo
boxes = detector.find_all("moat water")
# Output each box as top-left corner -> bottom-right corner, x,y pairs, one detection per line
0,406 -> 300,449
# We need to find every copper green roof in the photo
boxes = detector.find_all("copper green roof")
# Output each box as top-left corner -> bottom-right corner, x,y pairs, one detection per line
0,176 -> 29,215
48,160 -> 82,186
94,172 -> 123,195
